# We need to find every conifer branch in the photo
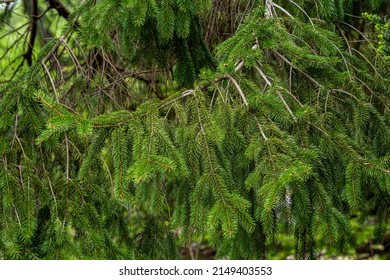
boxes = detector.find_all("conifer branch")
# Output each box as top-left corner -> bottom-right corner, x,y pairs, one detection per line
39,147 -> 58,216
158,90 -> 196,109
265,0 -> 276,18
59,37 -> 82,72
35,94 -> 64,116
351,47 -> 380,75
1,0 -> 389,260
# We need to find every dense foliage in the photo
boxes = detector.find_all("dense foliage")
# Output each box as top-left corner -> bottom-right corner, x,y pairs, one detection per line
0,0 -> 389,259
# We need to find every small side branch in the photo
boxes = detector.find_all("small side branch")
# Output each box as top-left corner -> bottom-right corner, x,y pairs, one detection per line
42,62 -> 59,102
253,115 -> 268,141
254,65 -> 296,120
226,75 -> 249,106
41,36 -> 64,101
35,94 -> 64,116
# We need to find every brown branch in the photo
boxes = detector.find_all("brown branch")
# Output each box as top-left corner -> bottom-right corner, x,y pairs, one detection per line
24,0 -> 38,66
47,0 -> 80,30
47,0 -> 71,19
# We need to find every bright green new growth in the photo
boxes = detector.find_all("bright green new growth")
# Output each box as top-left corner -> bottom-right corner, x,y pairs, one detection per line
363,13 -> 390,60
0,0 -> 389,259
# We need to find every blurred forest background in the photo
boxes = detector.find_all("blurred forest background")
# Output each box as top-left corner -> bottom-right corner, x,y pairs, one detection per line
0,0 -> 390,260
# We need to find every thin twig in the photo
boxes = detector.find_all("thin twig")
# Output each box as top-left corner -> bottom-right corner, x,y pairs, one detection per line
40,147 -> 58,216
287,0 -> 314,27
253,115 -> 268,141
24,0 -> 38,66
158,90 -> 196,110
336,20 -> 378,53
272,2 -> 294,19
254,65 -> 296,120
42,62 -> 59,102
226,75 -> 249,106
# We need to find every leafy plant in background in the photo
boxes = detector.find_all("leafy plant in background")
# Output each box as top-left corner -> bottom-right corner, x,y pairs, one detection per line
0,0 -> 389,260
363,12 -> 390,60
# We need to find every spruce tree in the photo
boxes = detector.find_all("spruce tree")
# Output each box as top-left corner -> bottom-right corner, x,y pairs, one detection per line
0,0 -> 389,259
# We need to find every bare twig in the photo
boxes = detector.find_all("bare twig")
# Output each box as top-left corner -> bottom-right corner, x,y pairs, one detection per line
42,62 -> 59,102
272,2 -> 294,19
39,147 -> 58,216
47,0 -> 71,19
